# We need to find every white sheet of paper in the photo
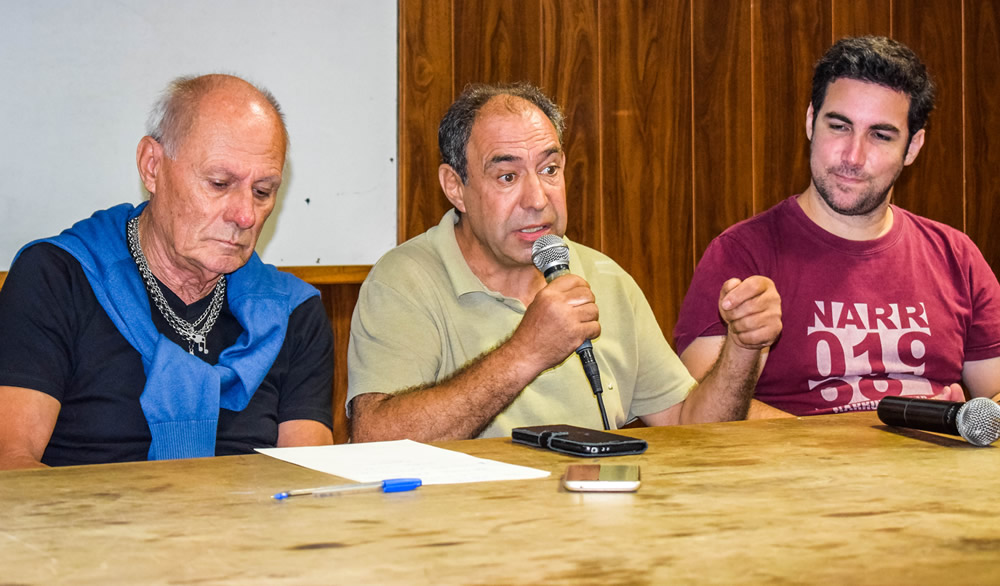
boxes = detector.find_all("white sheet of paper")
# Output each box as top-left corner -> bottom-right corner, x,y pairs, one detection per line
256,439 -> 550,485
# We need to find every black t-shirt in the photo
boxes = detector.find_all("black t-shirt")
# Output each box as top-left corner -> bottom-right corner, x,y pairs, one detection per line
0,243 -> 334,466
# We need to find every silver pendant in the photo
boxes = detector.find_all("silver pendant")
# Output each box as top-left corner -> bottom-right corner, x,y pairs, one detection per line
191,333 -> 208,355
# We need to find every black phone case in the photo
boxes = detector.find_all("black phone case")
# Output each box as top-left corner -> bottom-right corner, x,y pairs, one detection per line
511,424 -> 648,457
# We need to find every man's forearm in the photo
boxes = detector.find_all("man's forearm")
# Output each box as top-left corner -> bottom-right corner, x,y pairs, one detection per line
350,339 -> 545,442
679,336 -> 761,424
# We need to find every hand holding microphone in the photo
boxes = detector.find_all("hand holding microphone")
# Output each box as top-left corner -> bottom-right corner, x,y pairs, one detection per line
513,273 -> 599,376
531,235 -> 610,430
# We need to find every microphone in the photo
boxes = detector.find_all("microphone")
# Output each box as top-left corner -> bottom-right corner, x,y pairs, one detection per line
877,395 -> 1000,446
531,234 -> 610,430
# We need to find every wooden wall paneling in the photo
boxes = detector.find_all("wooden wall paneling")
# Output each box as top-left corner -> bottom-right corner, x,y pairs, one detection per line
751,0 -> 831,213
279,265 -> 371,285
453,0 -> 544,87
691,0 -> 754,264
964,0 -> 1000,273
540,0 -> 602,251
891,0 -> 965,230
831,0 -> 892,38
398,0 -> 455,242
600,0 -> 693,342
326,283 -> 362,444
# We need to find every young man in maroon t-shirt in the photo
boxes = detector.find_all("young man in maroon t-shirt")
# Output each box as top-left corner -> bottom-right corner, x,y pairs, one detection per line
675,36 -> 1000,417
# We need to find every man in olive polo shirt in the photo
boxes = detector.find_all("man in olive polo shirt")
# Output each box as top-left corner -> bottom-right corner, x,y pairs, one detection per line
347,82 -> 782,442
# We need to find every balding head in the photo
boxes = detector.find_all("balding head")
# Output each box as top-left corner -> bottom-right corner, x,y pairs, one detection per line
146,74 -> 288,160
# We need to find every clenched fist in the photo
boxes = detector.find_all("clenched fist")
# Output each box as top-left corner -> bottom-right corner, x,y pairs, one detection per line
718,276 -> 782,350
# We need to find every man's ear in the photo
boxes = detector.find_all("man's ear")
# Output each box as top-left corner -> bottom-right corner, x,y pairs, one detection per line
805,103 -> 815,142
136,136 -> 164,194
903,128 -> 926,166
438,164 -> 466,213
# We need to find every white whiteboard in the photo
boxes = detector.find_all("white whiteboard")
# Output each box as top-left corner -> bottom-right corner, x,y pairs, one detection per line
0,0 -> 398,270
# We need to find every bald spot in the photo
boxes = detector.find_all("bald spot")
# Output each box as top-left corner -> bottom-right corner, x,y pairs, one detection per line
168,75 -> 287,160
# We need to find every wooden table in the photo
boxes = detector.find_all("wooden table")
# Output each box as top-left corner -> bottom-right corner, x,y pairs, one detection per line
2,412 -> 998,584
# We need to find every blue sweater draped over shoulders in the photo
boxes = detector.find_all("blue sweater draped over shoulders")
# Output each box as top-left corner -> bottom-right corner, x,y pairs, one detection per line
21,202 -> 318,460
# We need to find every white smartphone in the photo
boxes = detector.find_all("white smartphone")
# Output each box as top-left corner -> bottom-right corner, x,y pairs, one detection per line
562,464 -> 641,492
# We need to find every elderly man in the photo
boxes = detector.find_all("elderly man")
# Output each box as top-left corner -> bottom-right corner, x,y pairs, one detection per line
675,36 -> 1000,417
0,74 -> 333,469
348,83 -> 782,442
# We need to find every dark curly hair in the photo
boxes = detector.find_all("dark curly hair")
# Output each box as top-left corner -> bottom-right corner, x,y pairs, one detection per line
811,36 -> 936,142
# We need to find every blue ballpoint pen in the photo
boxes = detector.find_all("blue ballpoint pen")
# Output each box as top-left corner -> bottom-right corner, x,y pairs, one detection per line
272,478 -> 422,500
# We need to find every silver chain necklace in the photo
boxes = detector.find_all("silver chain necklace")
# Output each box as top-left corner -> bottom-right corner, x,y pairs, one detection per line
126,216 -> 226,355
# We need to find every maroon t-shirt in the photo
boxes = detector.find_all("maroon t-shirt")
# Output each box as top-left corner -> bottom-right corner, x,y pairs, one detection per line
675,196 -> 1000,415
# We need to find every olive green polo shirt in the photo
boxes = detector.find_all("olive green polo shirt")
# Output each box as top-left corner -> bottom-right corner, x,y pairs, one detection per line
347,210 -> 695,438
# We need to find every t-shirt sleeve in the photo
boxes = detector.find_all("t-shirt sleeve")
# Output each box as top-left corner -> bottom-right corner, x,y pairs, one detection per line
963,242 -> 1000,361
0,243 -> 86,401
275,295 -> 335,428
673,233 -> 761,355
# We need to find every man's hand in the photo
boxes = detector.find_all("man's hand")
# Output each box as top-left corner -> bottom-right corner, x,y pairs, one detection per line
718,276 -> 782,350
937,383 -> 967,403
509,274 -> 600,373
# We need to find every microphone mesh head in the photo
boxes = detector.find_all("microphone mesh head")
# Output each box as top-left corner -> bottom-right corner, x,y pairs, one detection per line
956,397 -> 1000,446
531,234 -> 569,273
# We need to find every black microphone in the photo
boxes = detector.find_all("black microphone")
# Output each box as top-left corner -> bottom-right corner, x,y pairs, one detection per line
531,234 -> 610,430
877,395 -> 1000,446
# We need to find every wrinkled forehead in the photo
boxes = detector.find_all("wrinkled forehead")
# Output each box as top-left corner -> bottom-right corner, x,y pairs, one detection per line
470,97 -> 559,149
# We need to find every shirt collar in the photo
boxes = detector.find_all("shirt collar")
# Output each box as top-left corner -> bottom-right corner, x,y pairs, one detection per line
430,209 -> 495,298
